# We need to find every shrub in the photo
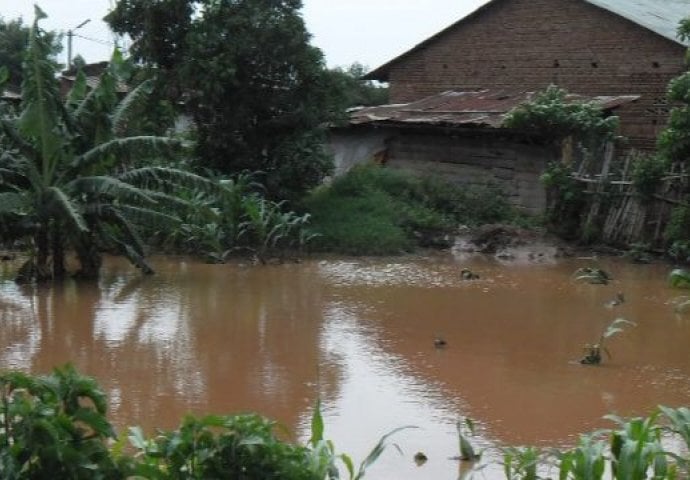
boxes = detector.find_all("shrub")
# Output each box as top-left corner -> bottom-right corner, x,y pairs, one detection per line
304,188 -> 414,255
303,165 -> 517,255
127,415 -> 319,480
0,366 -> 402,480
503,85 -> 619,148
0,364 -> 121,479
665,205 -> 690,245
540,162 -> 587,238
631,154 -> 667,197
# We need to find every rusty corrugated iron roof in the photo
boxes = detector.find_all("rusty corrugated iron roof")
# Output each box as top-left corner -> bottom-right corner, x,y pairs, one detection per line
349,89 -> 639,128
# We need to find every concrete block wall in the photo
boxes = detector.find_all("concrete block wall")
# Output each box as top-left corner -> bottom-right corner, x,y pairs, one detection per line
386,131 -> 557,214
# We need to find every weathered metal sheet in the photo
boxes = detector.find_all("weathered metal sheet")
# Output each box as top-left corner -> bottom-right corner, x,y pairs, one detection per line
349,90 -> 640,129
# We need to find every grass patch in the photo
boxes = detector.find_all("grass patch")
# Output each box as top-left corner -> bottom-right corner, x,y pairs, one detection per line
303,165 -> 519,255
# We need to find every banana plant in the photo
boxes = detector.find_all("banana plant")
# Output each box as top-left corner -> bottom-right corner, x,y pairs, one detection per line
0,8 -> 212,282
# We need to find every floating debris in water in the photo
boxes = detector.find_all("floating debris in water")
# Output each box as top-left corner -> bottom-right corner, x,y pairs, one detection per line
572,267 -> 612,285
413,452 -> 428,466
604,292 -> 625,309
460,268 -> 480,280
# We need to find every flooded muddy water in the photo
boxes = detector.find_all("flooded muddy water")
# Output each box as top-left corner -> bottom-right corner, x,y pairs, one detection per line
1,253 -> 690,479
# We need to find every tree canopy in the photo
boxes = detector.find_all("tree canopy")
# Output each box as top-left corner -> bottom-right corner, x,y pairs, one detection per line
106,0 -> 347,201
328,63 -> 389,108
658,18 -> 690,164
0,16 -> 61,89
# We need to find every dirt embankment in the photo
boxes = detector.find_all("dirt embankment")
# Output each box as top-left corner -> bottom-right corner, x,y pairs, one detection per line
454,224 -> 574,263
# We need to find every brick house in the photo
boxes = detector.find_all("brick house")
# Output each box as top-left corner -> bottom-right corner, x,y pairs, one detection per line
330,0 -> 690,213
363,0 -> 689,152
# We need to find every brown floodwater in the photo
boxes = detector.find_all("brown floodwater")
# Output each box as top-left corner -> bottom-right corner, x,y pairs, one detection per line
1,253 -> 690,479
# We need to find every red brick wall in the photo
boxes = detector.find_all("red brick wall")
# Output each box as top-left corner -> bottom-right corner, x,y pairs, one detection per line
385,0 -> 687,151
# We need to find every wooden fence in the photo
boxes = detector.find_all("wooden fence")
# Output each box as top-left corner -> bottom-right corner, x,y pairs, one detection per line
567,143 -> 687,247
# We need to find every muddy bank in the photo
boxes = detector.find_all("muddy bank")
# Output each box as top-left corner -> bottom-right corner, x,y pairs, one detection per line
454,224 -> 575,263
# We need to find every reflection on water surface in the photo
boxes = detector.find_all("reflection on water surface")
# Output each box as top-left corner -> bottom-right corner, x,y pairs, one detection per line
1,254 -> 690,479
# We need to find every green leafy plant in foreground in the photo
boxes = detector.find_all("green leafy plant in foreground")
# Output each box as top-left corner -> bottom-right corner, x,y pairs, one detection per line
125,414 -> 319,479
0,364 -> 120,479
6,366 -> 690,479
606,412 -> 670,480
502,446 -> 542,480
557,434 -> 607,480
0,364 -> 409,479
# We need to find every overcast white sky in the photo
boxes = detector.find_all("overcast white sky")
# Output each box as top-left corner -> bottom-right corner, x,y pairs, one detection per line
2,0 -> 488,70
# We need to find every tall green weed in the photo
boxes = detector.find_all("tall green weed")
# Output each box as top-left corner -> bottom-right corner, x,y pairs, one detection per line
303,165 -> 518,255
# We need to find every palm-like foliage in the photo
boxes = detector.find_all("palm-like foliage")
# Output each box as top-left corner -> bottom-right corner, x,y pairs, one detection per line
0,8 -> 206,282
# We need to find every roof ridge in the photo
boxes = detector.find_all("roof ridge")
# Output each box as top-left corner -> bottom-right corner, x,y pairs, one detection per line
363,0 -> 689,81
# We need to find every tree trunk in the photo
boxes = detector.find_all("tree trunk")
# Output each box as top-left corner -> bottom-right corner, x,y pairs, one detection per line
75,237 -> 102,280
34,228 -> 51,283
51,224 -> 66,279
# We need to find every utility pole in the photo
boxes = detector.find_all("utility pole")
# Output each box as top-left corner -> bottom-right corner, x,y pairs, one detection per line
67,19 -> 91,69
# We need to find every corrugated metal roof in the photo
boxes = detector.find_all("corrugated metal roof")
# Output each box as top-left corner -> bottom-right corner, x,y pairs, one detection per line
60,75 -> 129,94
585,0 -> 690,46
349,89 -> 639,128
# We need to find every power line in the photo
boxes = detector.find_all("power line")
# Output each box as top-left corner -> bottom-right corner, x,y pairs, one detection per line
74,33 -> 114,46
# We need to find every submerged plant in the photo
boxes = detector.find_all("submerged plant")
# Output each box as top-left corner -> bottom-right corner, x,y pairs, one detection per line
669,269 -> 690,289
581,318 -> 636,365
669,295 -> 690,314
573,267 -> 613,285
305,399 -> 415,480
457,417 -> 481,462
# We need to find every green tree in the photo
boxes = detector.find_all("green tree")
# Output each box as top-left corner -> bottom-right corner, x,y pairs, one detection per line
0,16 -> 61,89
658,19 -> 690,163
0,8 -> 208,282
106,0 -> 346,202
328,63 -> 389,108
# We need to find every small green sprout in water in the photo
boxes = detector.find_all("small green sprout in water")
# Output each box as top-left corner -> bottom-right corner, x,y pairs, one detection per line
580,318 -> 636,365
457,417 -> 481,461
